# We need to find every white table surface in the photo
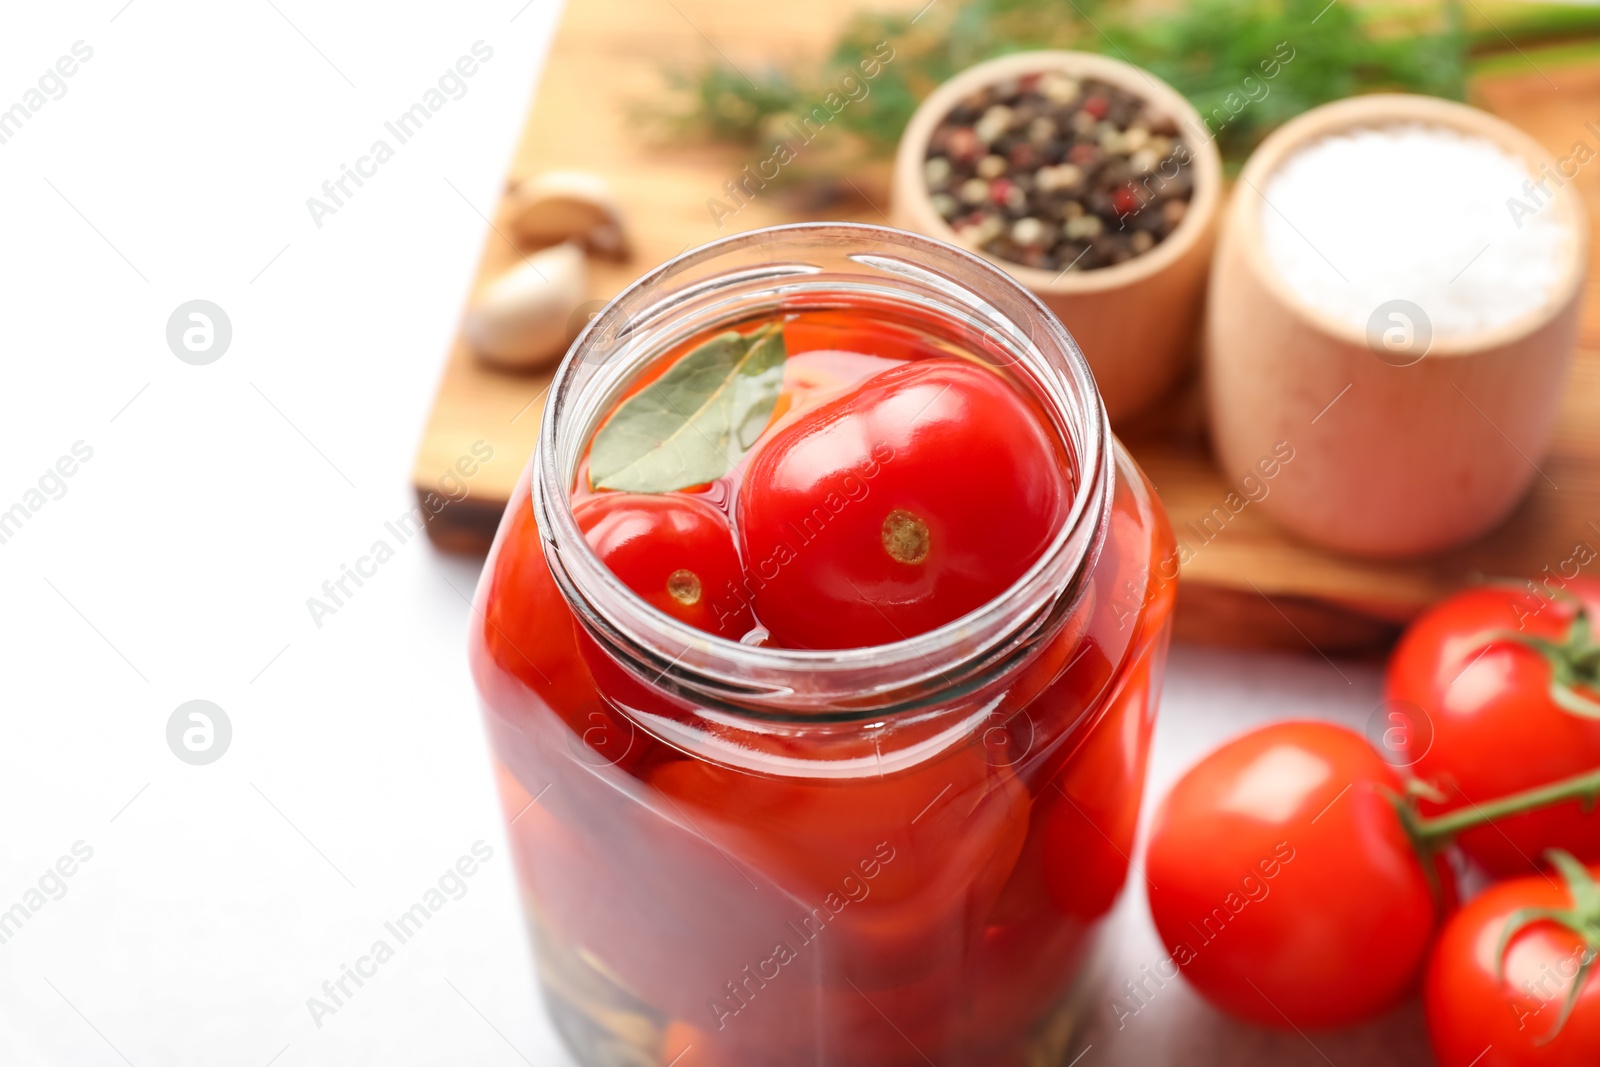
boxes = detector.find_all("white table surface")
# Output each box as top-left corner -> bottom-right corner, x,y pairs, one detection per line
0,3 -> 1428,1063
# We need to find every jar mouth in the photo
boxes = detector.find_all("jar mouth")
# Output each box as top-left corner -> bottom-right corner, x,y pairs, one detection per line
534,222 -> 1112,715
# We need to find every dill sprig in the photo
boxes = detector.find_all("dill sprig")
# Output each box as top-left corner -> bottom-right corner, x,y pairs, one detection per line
640,0 -> 1598,167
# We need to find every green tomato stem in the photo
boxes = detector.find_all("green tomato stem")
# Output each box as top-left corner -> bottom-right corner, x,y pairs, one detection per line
1411,766 -> 1600,847
1493,850 -> 1600,1045
1488,600 -> 1600,719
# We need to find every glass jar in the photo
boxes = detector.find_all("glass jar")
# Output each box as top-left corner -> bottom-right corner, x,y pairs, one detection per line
469,223 -> 1177,1067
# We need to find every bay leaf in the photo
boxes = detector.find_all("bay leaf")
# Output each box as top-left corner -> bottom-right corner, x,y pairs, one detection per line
589,320 -> 786,492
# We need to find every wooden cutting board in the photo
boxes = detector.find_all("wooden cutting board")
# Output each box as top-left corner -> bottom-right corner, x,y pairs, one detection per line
413,0 -> 1600,653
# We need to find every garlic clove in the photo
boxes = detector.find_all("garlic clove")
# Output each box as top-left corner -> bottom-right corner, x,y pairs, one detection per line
466,243 -> 589,371
506,171 -> 632,260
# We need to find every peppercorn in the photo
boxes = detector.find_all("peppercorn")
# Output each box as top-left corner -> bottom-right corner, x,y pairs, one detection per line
923,75 -> 1195,271
976,155 -> 1008,179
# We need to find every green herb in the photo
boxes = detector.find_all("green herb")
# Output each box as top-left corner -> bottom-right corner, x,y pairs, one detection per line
642,0 -> 1600,168
589,321 -> 787,493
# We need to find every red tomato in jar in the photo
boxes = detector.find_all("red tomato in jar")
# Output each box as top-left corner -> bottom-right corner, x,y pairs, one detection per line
1386,580 -> 1600,875
736,358 -> 1071,649
648,746 -> 1030,985
475,476 -> 597,718
660,1022 -> 728,1067
780,308 -> 946,366
574,492 -> 755,639
1425,852 -> 1600,1067
1145,721 -> 1442,1029
1043,660 -> 1155,921
475,478 -> 658,778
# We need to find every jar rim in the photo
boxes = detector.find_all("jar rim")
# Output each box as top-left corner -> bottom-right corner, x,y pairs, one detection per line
533,222 -> 1112,714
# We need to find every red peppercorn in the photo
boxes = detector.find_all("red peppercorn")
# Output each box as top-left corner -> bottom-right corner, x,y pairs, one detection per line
1067,143 -> 1101,168
1112,185 -> 1142,216
1008,143 -> 1037,170
1081,96 -> 1109,120
989,178 -> 1016,206
946,127 -> 981,163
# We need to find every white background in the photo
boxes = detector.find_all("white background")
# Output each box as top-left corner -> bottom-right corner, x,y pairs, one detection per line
0,3 -> 1424,1064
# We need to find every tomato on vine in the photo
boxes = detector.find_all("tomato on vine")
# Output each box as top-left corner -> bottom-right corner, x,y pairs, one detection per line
1144,721 -> 1443,1028
1144,712 -> 1600,1034
1386,580 -> 1600,875
1425,850 -> 1600,1066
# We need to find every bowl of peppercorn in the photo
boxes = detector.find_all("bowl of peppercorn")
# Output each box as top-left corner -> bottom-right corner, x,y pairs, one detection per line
892,51 -> 1222,423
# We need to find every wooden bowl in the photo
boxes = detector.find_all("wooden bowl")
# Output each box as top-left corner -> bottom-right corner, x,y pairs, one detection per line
1205,94 -> 1588,559
892,51 -> 1223,424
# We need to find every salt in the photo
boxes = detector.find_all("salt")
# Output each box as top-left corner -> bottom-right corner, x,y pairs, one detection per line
1259,124 -> 1572,339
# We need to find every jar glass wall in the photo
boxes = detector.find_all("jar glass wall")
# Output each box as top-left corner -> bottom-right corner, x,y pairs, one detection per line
469,224 -> 1177,1067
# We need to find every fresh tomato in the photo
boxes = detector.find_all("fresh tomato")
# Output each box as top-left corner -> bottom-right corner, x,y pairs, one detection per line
735,358 -> 1071,649
574,492 -> 755,639
1144,721 -> 1442,1029
1425,851 -> 1600,1066
1386,580 -> 1600,875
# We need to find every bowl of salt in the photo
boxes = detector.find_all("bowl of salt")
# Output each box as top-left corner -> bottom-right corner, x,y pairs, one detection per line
1206,93 -> 1587,558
